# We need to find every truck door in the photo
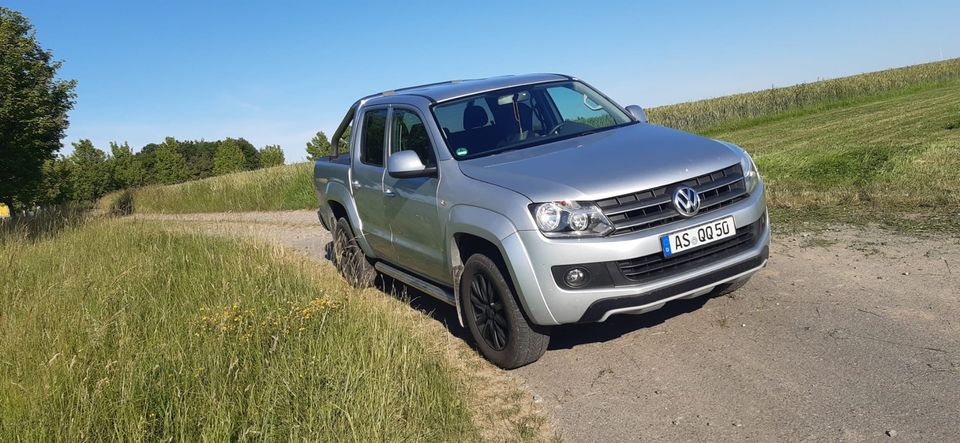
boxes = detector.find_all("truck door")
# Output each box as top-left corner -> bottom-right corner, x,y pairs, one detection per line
351,107 -> 394,258
382,107 -> 446,283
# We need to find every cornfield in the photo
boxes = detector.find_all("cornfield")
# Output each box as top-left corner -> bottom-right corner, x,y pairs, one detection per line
648,58 -> 960,132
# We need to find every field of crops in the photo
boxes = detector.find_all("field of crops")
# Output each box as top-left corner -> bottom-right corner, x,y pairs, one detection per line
648,58 -> 960,133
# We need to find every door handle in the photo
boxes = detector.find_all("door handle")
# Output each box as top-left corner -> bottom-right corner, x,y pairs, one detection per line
383,188 -> 396,197
351,180 -> 361,189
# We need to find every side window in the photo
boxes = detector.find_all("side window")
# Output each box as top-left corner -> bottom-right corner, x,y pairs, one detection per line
391,109 -> 436,167
360,109 -> 388,166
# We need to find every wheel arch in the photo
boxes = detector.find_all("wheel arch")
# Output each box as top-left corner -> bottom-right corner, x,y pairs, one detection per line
446,205 -> 557,327
324,182 -> 377,257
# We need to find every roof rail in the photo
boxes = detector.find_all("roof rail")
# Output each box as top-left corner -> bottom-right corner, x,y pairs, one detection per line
366,78 -> 467,99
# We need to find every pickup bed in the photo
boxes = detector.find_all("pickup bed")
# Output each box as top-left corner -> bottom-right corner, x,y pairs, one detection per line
315,74 -> 769,368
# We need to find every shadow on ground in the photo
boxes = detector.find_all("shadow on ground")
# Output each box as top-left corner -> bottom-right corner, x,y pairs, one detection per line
326,240 -> 724,353
380,273 -> 722,352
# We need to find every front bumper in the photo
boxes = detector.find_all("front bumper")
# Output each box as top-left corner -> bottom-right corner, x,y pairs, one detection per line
503,182 -> 770,325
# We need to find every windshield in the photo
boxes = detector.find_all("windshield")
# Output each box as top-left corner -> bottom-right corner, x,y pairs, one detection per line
432,81 -> 633,159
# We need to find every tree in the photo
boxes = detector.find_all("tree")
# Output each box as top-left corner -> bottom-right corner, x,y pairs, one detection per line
259,145 -> 285,168
177,139 -> 217,180
153,144 -> 188,184
0,7 -> 77,214
232,138 -> 260,170
36,157 -> 73,205
109,141 -> 146,188
213,138 -> 247,175
67,139 -> 111,201
306,131 -> 332,160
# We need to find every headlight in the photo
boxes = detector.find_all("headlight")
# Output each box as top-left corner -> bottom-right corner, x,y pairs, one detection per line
530,201 -> 614,238
739,150 -> 760,194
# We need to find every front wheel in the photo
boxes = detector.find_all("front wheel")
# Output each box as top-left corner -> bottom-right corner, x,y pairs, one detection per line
460,254 -> 549,369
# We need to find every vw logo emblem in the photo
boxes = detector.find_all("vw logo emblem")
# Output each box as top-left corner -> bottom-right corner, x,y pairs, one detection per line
672,186 -> 701,217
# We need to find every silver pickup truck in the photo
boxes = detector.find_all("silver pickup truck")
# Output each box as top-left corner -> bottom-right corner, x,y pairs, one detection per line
314,74 -> 769,368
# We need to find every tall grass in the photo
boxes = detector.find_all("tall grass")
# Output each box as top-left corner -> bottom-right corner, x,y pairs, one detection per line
103,162 -> 316,214
0,204 -> 88,244
648,58 -> 960,133
0,220 -> 476,440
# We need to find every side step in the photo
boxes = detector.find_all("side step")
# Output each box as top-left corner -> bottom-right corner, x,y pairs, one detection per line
374,262 -> 456,306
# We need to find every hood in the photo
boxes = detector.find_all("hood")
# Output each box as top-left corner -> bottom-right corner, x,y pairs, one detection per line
457,123 -> 743,202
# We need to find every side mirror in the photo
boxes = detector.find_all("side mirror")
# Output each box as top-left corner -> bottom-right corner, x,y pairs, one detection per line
387,150 -> 436,178
625,105 -> 648,124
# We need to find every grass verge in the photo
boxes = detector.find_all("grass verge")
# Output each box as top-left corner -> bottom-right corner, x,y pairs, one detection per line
715,80 -> 960,234
0,219 -> 476,440
100,162 -> 316,214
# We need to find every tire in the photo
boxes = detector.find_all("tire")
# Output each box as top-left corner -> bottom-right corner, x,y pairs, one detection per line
713,274 -> 753,296
460,254 -> 549,369
333,217 -> 376,288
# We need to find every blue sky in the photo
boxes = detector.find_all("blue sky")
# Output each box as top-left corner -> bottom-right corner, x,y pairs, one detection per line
9,0 -> 960,161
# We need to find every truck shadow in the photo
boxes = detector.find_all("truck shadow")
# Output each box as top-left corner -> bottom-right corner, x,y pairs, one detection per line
374,272 -> 721,351
546,295 -> 714,350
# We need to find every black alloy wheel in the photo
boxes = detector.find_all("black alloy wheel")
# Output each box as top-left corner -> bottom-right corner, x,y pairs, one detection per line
469,271 -> 509,350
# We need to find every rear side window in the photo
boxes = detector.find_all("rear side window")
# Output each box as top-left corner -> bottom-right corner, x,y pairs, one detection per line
391,109 -> 436,167
361,109 -> 388,166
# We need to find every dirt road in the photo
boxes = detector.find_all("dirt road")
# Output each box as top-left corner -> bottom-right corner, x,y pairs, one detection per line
138,211 -> 960,441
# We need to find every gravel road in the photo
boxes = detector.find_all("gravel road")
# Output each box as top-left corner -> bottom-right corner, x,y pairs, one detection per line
138,211 -> 960,441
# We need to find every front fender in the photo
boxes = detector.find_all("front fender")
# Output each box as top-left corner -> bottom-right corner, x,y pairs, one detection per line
446,205 -> 558,326
323,181 -> 379,259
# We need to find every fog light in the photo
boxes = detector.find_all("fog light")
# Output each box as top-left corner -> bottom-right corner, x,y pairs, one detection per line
564,268 -> 589,288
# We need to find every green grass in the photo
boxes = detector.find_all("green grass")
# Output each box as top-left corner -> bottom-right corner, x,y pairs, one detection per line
0,220 -> 476,440
104,162 -> 317,214
711,79 -> 960,233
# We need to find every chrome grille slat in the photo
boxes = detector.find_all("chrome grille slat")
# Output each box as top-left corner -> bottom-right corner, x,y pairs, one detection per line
696,173 -> 743,194
611,208 -> 680,231
602,196 -> 672,216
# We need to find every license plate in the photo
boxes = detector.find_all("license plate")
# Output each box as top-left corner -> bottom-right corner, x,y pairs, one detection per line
660,216 -> 736,257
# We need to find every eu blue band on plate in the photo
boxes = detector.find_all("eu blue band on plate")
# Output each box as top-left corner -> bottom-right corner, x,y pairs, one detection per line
660,236 -> 672,257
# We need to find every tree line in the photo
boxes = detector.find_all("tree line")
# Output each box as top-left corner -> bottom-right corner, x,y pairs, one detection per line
35,137 -> 286,206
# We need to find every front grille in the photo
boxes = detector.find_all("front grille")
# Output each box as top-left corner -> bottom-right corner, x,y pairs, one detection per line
596,164 -> 748,235
616,216 -> 765,284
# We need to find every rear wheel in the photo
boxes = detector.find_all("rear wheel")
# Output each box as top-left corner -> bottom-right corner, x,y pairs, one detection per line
333,217 -> 376,288
460,254 -> 549,369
